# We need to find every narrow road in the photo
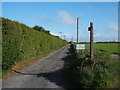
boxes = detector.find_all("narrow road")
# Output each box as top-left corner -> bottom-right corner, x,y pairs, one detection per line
3,45 -> 70,88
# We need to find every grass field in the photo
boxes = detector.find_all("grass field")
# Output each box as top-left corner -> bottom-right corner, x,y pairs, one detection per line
85,43 -> 119,54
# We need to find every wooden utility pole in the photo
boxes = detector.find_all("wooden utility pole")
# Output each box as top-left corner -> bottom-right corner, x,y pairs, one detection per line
88,22 -> 94,60
77,18 -> 79,43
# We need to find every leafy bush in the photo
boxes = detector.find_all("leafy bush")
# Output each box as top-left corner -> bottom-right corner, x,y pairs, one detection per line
2,18 -> 68,72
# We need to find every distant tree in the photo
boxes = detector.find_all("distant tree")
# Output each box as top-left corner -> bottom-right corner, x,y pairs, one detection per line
44,30 -> 50,34
32,25 -> 50,34
69,41 -> 72,44
32,25 -> 44,31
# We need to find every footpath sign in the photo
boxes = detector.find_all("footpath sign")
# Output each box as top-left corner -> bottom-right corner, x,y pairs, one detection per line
76,44 -> 85,50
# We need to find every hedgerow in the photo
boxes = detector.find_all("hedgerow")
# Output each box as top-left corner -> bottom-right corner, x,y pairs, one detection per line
2,18 -> 68,72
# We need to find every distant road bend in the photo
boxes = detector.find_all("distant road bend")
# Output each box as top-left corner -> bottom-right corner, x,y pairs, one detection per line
3,45 -> 70,88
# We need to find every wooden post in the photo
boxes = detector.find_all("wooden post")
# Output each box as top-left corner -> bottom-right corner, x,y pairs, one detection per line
88,22 -> 94,60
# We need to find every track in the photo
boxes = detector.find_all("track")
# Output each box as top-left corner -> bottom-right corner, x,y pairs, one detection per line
3,45 -> 70,89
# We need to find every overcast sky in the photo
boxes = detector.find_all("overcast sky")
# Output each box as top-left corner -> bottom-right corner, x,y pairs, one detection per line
2,2 -> 118,42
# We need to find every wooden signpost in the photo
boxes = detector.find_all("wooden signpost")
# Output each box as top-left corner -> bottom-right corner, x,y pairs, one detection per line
88,22 -> 94,60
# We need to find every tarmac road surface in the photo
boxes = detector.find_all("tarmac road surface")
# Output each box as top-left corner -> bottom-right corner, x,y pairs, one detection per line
3,45 -> 70,89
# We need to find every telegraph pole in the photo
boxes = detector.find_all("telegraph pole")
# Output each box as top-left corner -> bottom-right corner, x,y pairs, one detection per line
77,18 -> 79,43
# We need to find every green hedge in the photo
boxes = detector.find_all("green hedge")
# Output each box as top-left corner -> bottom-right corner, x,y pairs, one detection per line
2,18 -> 68,72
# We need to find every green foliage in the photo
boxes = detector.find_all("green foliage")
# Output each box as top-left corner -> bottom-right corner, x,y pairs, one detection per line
32,25 -> 44,31
2,18 -> 68,72
32,25 -> 50,34
64,44 -> 119,88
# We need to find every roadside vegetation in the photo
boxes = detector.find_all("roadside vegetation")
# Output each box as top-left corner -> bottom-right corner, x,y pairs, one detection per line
64,43 -> 119,88
2,18 -> 68,73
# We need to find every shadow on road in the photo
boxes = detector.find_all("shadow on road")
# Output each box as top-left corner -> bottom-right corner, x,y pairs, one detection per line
11,45 -> 74,89
12,68 -> 70,88
11,47 -> 72,88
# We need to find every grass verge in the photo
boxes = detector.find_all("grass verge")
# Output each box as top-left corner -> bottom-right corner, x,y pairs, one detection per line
64,44 -> 119,88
